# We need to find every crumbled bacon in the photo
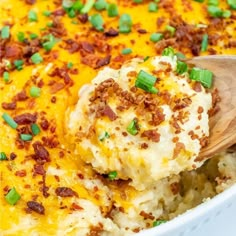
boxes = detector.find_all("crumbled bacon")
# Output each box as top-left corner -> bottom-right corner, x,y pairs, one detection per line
33,164 -> 46,175
141,130 -> 160,142
14,113 -> 37,125
55,187 -> 78,197
25,0 -> 35,4
1,101 -> 16,110
140,210 -> 155,220
78,13 -> 88,23
13,90 -> 28,101
173,142 -> 185,158
104,28 -> 119,37
101,105 -> 117,121
27,201 -> 45,215
15,169 -> 27,177
32,141 -> 50,163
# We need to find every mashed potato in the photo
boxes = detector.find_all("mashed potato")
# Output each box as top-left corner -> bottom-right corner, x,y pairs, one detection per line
68,55 -> 212,190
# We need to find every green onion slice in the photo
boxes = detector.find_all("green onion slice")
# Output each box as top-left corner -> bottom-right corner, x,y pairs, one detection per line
127,119 -> 139,135
14,60 -> 24,71
0,152 -> 7,161
1,26 -> 10,39
162,46 -> 175,57
148,2 -> 158,12
121,48 -> 132,55
107,3 -> 119,17
81,0 -> 95,14
119,14 -> 132,33
99,131 -> 110,141
190,68 -> 213,88
3,71 -> 10,83
201,34 -> 208,52
228,0 -> 236,10
176,60 -> 188,74
31,53 -> 43,64
30,86 -> 41,98
5,187 -> 21,205
31,124 -> 41,135
20,134 -> 33,141
2,113 -> 18,129
108,171 -> 117,180
135,70 -> 158,94
94,0 -> 107,10
150,33 -> 163,43
153,220 -> 167,227
28,10 -> 38,22
89,13 -> 104,31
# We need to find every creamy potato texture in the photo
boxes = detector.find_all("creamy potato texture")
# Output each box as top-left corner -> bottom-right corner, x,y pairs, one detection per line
68,55 -> 212,190
1,0 -> 236,235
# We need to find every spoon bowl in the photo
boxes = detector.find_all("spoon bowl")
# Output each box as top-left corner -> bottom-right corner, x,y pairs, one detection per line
188,55 -> 236,160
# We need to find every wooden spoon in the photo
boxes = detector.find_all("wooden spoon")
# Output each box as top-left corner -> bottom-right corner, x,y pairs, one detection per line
187,55 -> 236,161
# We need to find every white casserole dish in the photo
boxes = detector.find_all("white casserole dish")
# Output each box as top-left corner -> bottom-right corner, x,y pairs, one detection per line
138,183 -> 236,236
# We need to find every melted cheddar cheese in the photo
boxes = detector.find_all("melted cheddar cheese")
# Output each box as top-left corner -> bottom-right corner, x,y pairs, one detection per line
0,0 -> 236,235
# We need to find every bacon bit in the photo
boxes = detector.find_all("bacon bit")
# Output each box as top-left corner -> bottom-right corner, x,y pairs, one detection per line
50,82 -> 65,94
2,101 -> 16,110
33,164 -> 46,176
208,88 -> 221,117
96,55 -> 111,69
102,105 -> 117,121
14,90 -> 28,101
25,0 -> 35,4
70,202 -> 84,211
173,142 -> 185,158
141,130 -> 160,142
14,113 -> 37,125
52,8 -> 66,16
197,106 -> 204,114
27,201 -> 45,215
5,44 -> 22,59
15,169 -> 27,177
78,13 -> 88,23
137,29 -> 147,34
170,182 -> 180,195
88,223 -> 104,236
55,187 -> 78,197
140,211 -> 155,220
32,141 -> 50,163
149,108 -> 165,126
141,143 -> 149,149
40,118 -> 50,131
199,136 -> 209,148
51,96 -> 57,103
104,28 -> 119,37
10,153 -> 17,160
80,42 -> 95,54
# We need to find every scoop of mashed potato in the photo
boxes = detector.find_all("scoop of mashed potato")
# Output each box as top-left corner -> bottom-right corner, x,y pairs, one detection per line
67,55 -> 212,190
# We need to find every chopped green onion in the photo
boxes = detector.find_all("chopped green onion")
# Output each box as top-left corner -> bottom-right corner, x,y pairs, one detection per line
0,152 -> 7,161
133,0 -> 143,3
5,187 -> 21,205
67,62 -> 74,69
47,22 -> 53,27
207,6 -> 223,17
150,33 -> 163,42
208,0 -> 219,5
222,10 -> 231,18
121,48 -> 132,55
17,32 -> 25,42
42,34 -> 57,51
3,71 -> 10,82
228,0 -> 236,9
89,14 -> 104,31
94,0 -> 107,10
81,0 -> 95,14
148,2 -> 158,12
153,220 -> 167,227
194,0 -> 204,2
176,61 -> 188,74
31,53 -> 43,64
31,124 -> 41,135
43,10 -> 51,16
72,1 -> 84,11
201,34 -> 208,52
99,131 -> 110,141
1,26 -> 10,39
108,171 -> 117,180
2,113 -> 18,129
119,14 -> 132,33
28,10 -> 38,22
127,119 -> 139,135
190,68 -> 213,88
143,56 -> 150,62
20,134 -> 33,141
30,86 -> 41,97
29,33 -> 38,39
68,9 -> 76,18
175,52 -> 186,59
135,70 -> 158,94
107,3 -> 119,17
14,60 -> 24,71
165,25 -> 176,36
162,46 -> 175,57
62,0 -> 74,8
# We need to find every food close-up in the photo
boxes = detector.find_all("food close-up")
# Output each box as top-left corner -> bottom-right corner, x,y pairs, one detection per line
0,0 -> 236,235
